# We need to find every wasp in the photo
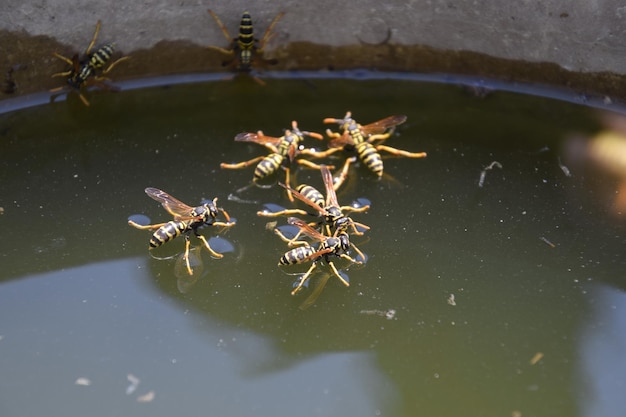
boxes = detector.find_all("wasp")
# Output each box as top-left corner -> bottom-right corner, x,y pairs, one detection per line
259,165 -> 370,238
220,120 -> 325,201
51,20 -> 130,106
279,217 -> 363,296
305,112 -> 427,188
207,9 -> 284,80
128,187 -> 235,276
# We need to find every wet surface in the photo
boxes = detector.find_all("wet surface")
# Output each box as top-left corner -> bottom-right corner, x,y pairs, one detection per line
1,76 -> 626,416
2,26 -> 626,100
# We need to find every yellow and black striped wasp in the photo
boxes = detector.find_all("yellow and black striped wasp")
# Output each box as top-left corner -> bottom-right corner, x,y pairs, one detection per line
207,9 -> 284,82
304,112 -> 427,188
220,120 -> 326,201
128,188 -> 235,276
51,20 -> 130,106
259,165 -> 370,238
278,217 -> 364,296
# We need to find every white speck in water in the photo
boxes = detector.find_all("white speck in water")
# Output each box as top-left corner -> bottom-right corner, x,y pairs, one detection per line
75,377 -> 91,386
136,390 -> 155,403
447,294 -> 456,306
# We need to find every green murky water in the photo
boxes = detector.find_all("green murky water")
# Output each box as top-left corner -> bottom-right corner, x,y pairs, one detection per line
1,75 -> 626,417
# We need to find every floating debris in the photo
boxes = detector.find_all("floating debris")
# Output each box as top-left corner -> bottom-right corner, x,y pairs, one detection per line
75,377 -> 91,386
126,373 -> 140,395
360,309 -> 397,320
136,390 -> 155,403
529,352 -> 544,365
226,192 -> 259,204
539,237 -> 556,248
557,157 -> 572,177
447,293 -> 456,306
478,161 -> 502,187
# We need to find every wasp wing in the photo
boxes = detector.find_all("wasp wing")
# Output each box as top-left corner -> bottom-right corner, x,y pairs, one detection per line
287,217 -> 327,241
279,183 -> 327,216
360,115 -> 407,136
320,165 -> 340,208
327,131 -> 356,149
235,131 -> 282,153
144,187 -> 195,219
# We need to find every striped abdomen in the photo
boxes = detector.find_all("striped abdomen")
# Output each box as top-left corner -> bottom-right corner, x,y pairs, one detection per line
356,142 -> 383,177
68,63 -> 94,88
296,184 -> 325,208
279,245 -> 316,266
238,12 -> 254,46
254,153 -> 283,181
89,44 -> 115,69
149,221 -> 190,249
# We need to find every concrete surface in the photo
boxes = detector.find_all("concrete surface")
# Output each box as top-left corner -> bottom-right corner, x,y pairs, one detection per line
1,0 -> 626,99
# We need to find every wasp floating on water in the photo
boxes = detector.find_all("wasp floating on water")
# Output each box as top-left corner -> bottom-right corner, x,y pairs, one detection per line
304,112 -> 427,188
221,120 -> 325,201
279,217 -> 363,296
259,165 -> 370,238
128,187 -> 235,276
207,10 -> 284,83
51,20 -> 130,106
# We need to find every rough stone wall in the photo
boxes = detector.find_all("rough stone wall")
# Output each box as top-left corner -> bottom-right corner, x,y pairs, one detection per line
2,0 -> 626,99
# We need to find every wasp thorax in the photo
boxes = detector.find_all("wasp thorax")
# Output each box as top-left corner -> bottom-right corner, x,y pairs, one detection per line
338,234 -> 350,251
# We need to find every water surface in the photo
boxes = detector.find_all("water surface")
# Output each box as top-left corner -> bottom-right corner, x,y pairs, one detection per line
1,75 -> 625,417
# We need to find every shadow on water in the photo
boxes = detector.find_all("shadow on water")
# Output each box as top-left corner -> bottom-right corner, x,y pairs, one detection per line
1,73 -> 626,417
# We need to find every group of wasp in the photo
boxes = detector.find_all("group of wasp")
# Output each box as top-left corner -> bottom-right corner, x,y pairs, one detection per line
50,10 -> 285,105
129,111 -> 427,298
52,11 -> 428,297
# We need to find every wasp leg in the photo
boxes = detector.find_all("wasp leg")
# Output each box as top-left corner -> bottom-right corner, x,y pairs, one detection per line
256,208 -> 309,218
349,221 -> 370,236
283,166 -> 295,202
328,261 -> 350,287
217,206 -> 232,223
51,52 -> 75,68
331,157 -> 355,191
128,220 -> 169,230
207,9 -> 234,44
78,92 -> 91,107
366,132 -> 392,144
183,236 -> 194,275
291,262 -> 318,296
220,156 -> 266,170
258,11 -> 286,51
212,220 -> 236,229
324,129 -> 343,139
101,55 -> 131,75
52,52 -> 74,77
349,242 -> 367,263
85,20 -> 102,55
250,75 -> 267,86
299,147 -> 343,159
196,233 -> 224,259
376,145 -> 427,159
273,228 -> 309,247
49,86 -> 68,94
339,204 -> 370,214
295,159 -> 334,171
